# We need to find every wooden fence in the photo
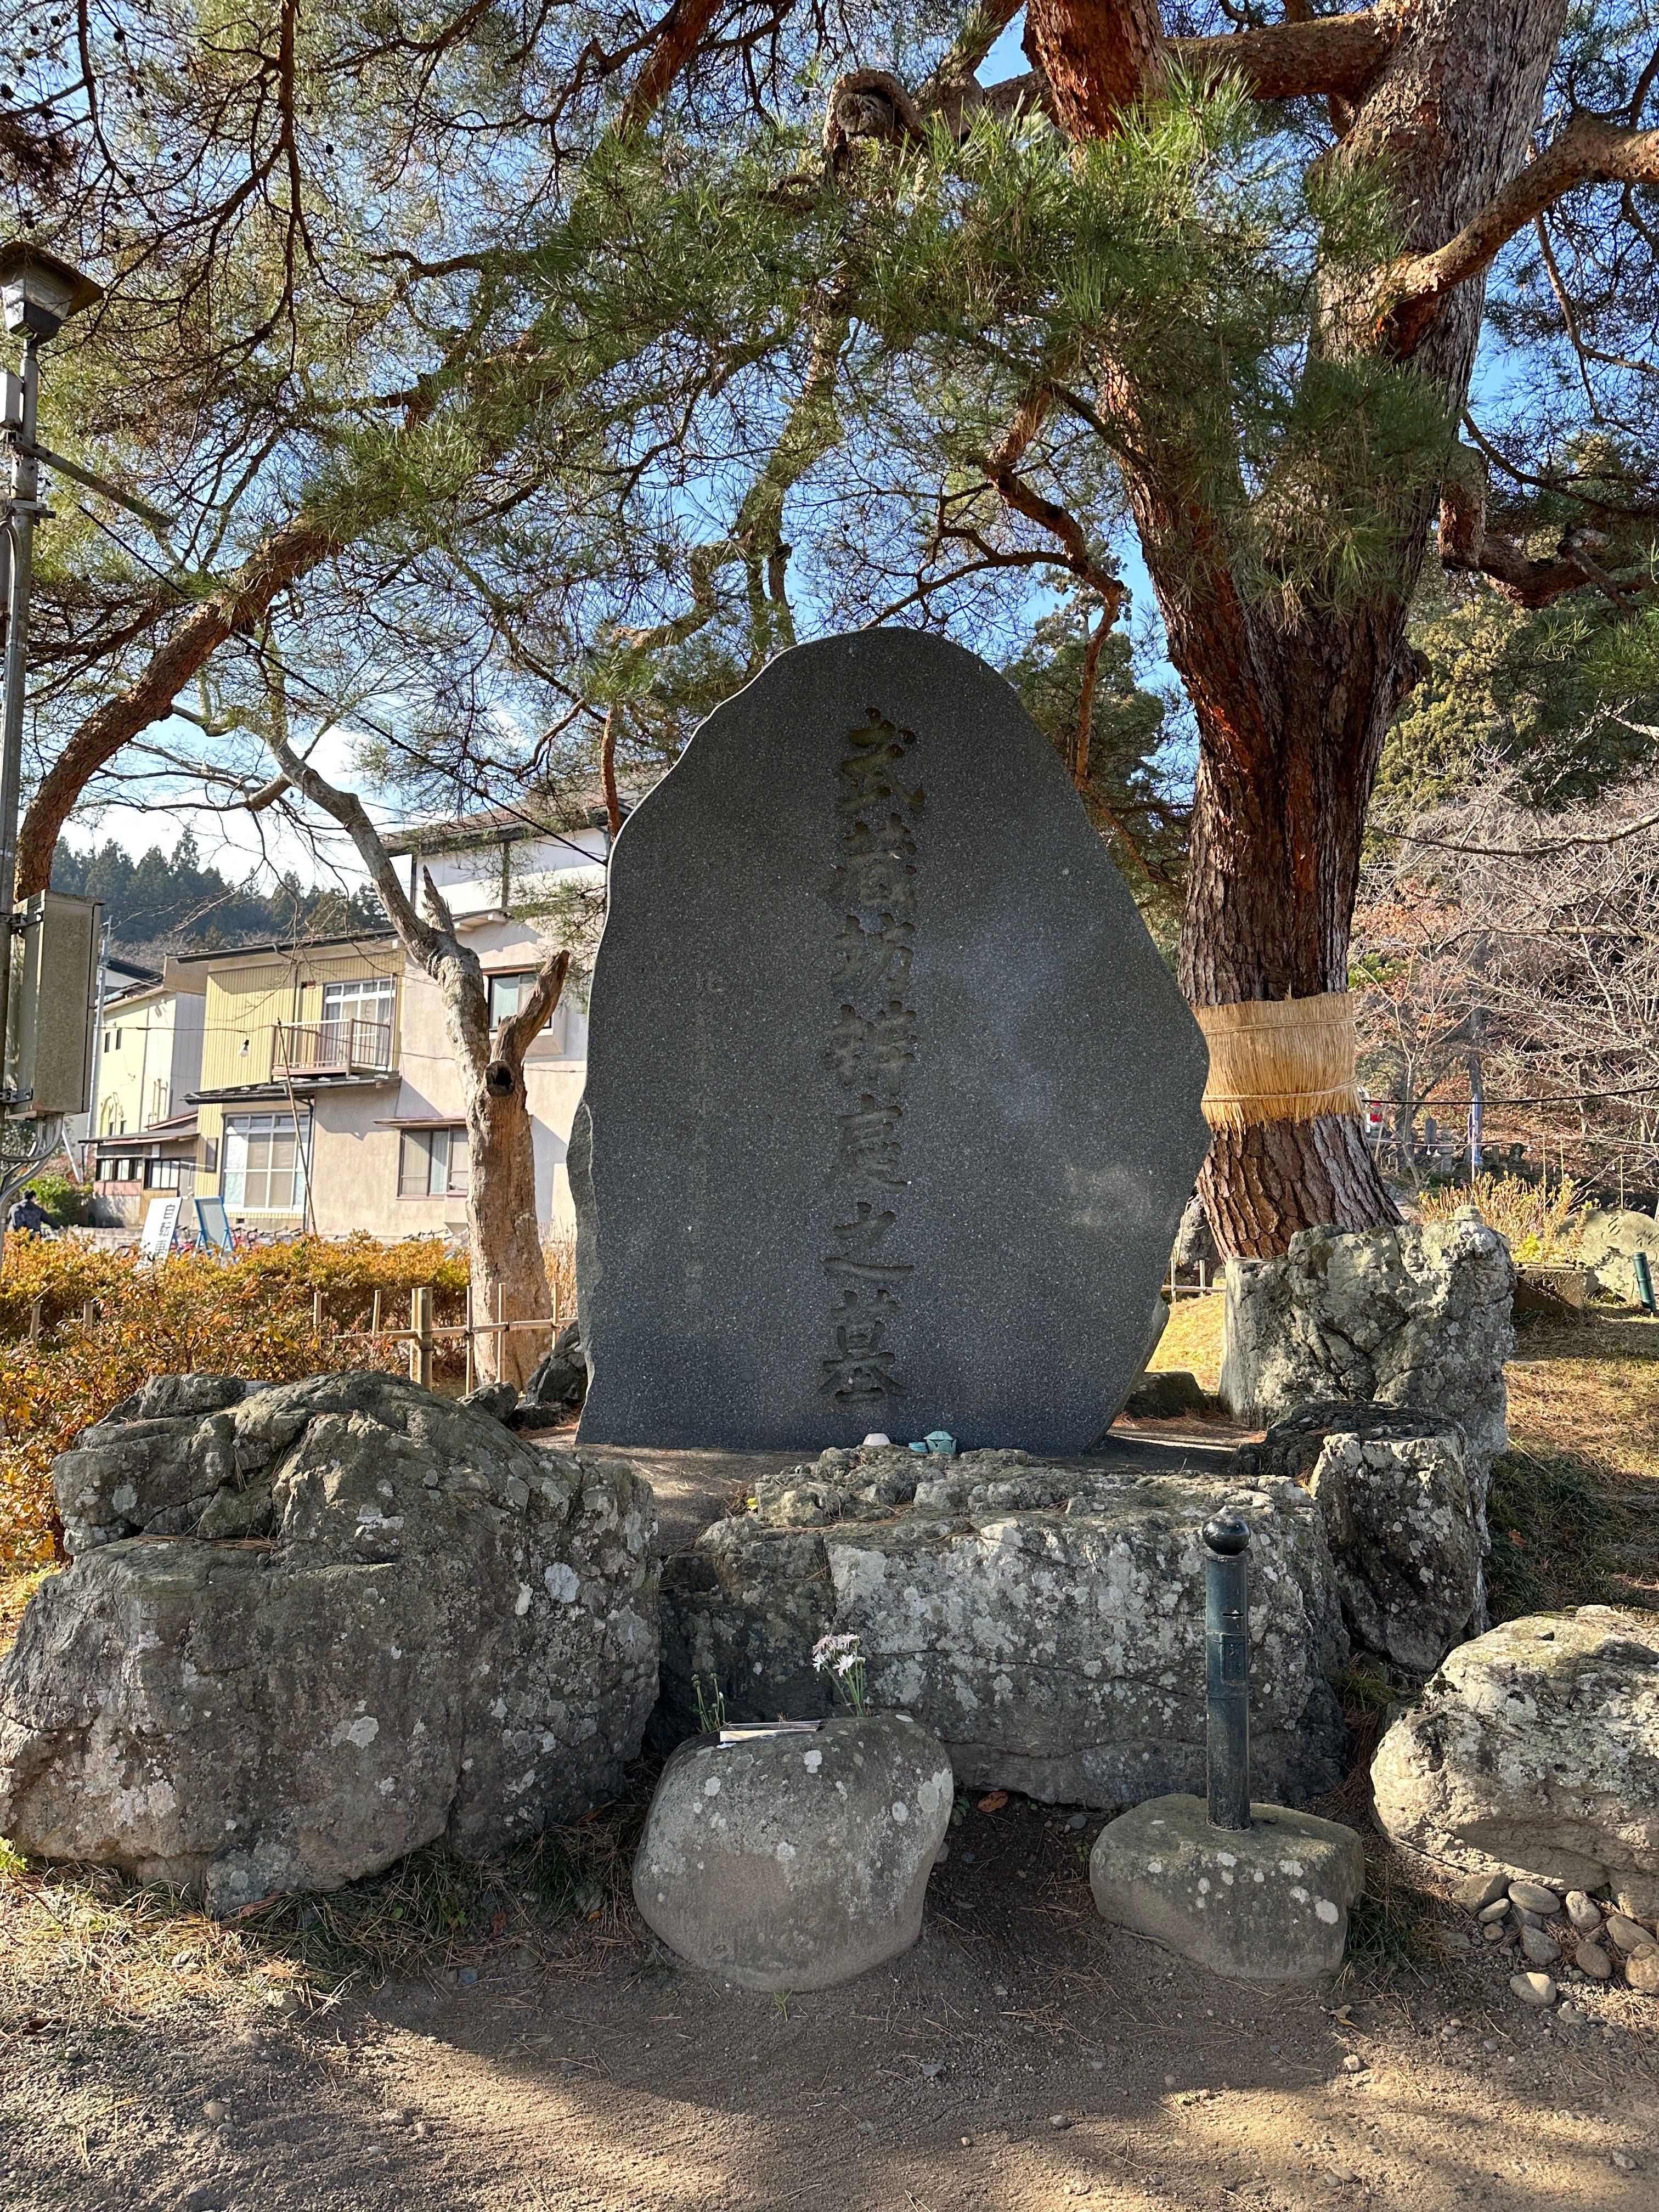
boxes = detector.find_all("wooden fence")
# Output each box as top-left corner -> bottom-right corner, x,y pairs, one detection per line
26,1284 -> 562,1395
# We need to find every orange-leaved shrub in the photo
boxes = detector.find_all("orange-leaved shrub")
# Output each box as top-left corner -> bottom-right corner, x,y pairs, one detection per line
0,1235 -> 476,1564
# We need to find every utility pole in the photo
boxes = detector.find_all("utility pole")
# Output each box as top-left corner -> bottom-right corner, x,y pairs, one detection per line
0,245 -> 103,1261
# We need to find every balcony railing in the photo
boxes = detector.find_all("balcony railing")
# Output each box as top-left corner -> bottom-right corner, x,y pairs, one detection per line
272,1018 -> 394,1077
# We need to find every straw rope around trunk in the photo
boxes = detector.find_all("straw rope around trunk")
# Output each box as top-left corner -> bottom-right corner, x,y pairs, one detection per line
1193,992 -> 1361,1132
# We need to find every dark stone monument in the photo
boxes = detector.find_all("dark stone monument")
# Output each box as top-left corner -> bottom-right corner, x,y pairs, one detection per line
572,630 -> 1209,1453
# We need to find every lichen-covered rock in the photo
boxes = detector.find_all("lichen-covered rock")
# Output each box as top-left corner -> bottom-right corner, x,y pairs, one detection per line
1220,1209 -> 1515,1482
634,1714 -> 953,1990
1372,1607 -> 1659,1913
1579,1209 -> 1659,1305
1090,1794 -> 1365,1981
0,1372 -> 658,1910
658,1444 -> 1348,1808
1235,1403 -> 1485,1673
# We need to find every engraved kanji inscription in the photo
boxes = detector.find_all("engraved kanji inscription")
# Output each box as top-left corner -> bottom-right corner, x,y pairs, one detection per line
821,710 -> 922,1403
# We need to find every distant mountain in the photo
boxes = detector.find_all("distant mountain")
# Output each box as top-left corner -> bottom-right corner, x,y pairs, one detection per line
51,830 -> 385,958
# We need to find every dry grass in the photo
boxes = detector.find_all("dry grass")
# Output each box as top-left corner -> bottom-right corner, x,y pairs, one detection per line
0,1801 -> 648,2035
1491,1307 -> 1659,1618
1148,1291 -> 1226,1393
1416,1170 -> 1589,1262
543,1228 -> 578,1320
1,1562 -> 52,1660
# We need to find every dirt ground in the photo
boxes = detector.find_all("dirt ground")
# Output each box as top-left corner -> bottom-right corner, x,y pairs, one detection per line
3,1785 -> 1655,2212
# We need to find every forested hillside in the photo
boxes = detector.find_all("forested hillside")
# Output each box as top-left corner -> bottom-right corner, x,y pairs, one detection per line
49,831 -> 383,961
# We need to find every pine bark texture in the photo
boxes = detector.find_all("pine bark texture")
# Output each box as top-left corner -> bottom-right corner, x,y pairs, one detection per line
1028,0 -> 1570,1256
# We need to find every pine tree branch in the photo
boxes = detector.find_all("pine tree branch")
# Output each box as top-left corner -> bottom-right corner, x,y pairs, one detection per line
17,514 -> 340,898
1169,8 -> 1402,106
1436,460 -> 1653,611
617,0 -> 725,138
15,2 -> 728,899
1386,114 -> 1659,354
1022,0 -> 1166,141
979,388 -> 1127,610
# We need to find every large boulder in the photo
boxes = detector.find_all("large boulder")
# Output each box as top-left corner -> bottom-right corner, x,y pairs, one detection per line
1220,1209 -> 1515,1488
657,1445 -> 1349,1808
1371,1606 -> 1659,1917
634,1713 -> 953,1990
0,1373 -> 658,1910
1235,1403 -> 1486,1673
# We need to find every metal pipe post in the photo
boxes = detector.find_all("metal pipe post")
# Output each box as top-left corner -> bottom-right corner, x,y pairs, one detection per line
1203,1513 -> 1251,1831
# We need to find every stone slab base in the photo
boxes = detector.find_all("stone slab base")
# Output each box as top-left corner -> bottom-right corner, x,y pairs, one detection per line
1089,1794 -> 1365,1981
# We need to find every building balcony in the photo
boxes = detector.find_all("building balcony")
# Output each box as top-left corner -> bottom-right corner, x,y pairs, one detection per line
272,1018 -> 394,1079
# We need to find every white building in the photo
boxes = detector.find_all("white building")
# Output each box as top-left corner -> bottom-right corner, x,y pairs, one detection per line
169,803 -> 609,1241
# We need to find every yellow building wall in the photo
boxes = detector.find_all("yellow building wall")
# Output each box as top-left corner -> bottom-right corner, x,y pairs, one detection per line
195,941 -> 402,1227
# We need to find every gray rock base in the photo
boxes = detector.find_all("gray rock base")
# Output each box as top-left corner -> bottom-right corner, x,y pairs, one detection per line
0,1373 -> 659,1910
1220,1210 -> 1515,1483
1372,1606 -> 1659,1915
633,1713 -> 953,1990
658,1444 -> 1348,1808
1235,1403 -> 1486,1673
1089,1794 -> 1365,1980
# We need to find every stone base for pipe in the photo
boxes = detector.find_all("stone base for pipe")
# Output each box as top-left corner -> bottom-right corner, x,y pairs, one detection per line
1090,1794 -> 1365,1982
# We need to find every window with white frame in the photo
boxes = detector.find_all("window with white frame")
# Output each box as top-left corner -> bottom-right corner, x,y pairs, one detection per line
399,1124 -> 468,1197
320,974 -> 395,1063
222,1113 -> 308,1212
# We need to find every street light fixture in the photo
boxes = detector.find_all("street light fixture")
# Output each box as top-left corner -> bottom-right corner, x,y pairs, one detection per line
0,242 -> 103,341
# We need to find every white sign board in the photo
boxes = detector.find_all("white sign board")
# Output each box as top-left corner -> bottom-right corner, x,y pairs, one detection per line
139,1194 -> 183,1257
194,1195 -> 233,1255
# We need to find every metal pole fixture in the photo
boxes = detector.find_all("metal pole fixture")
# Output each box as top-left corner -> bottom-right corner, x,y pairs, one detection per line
1203,1513 -> 1251,1832
0,331 -> 42,1115
0,244 -> 102,1268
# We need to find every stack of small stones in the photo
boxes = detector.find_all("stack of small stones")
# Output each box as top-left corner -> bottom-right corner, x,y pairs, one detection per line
1458,1872 -> 1659,2014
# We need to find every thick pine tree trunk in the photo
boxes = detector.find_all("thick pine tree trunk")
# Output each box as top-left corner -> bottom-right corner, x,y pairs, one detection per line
1024,0 -> 1572,1257
1176,607 -> 1410,1256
